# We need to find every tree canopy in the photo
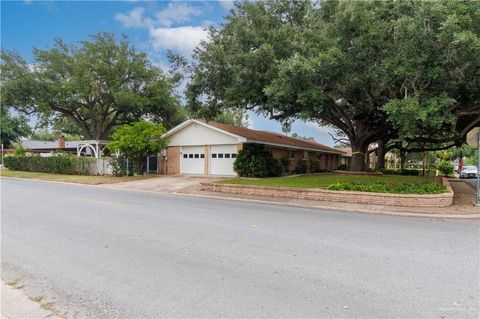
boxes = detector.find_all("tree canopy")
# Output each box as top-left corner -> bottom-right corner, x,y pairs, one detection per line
1,33 -> 185,140
187,0 -> 480,170
1,106 -> 31,148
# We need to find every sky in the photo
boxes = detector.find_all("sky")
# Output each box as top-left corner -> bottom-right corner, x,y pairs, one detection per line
1,0 -> 336,145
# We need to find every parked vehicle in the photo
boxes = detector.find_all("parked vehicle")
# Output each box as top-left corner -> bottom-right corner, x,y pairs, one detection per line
459,166 -> 479,179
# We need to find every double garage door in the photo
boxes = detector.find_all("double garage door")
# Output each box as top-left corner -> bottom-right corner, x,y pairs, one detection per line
181,145 -> 237,176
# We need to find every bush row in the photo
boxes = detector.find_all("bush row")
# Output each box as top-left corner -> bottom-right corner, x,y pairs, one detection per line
327,181 -> 445,194
3,155 -> 95,175
382,169 -> 420,176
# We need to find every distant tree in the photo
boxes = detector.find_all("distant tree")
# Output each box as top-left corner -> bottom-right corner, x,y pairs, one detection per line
281,121 -> 292,136
107,121 -> 167,175
1,33 -> 185,140
0,106 -> 31,148
211,110 -> 249,127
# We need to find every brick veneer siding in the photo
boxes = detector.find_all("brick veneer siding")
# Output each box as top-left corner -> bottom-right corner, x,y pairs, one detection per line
164,146 -> 180,175
200,177 -> 453,207
266,146 -> 341,174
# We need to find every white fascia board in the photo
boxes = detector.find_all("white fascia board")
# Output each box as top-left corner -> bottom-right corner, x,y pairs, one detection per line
162,119 -> 196,138
192,120 -> 246,143
163,119 -> 246,143
246,139 -> 345,155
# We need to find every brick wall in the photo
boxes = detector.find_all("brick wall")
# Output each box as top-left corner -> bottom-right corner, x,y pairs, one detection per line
200,178 -> 454,207
163,146 -> 180,175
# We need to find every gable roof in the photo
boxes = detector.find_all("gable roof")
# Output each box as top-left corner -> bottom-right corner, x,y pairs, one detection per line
206,121 -> 345,155
165,119 -> 345,155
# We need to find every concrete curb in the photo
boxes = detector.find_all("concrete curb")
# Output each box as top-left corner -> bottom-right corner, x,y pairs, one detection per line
2,176 -> 479,220
1,281 -> 61,319
173,191 -> 480,220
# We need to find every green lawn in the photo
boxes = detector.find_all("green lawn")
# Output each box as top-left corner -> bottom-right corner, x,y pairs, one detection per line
0,168 -> 155,185
219,173 -> 446,194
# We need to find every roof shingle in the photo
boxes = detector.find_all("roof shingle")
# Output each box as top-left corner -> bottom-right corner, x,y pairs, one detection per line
205,121 -> 345,155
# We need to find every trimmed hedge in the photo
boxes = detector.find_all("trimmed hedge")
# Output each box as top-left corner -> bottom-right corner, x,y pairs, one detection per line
3,155 -> 95,175
327,181 -> 445,194
382,169 -> 420,176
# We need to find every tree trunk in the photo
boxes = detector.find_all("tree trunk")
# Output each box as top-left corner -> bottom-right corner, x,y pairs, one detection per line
375,140 -> 386,171
400,149 -> 406,170
350,143 -> 368,171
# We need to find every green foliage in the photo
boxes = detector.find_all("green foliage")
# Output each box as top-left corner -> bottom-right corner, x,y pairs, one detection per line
107,121 -> 167,175
108,157 -> 125,177
382,169 -> 420,176
1,33 -> 184,140
0,106 -> 31,148
337,164 -> 348,171
211,110 -> 249,127
233,144 -> 283,177
30,129 -> 82,142
437,161 -> 454,177
293,160 -> 307,175
327,182 -> 445,195
3,155 -> 94,175
280,156 -> 291,174
13,146 -> 27,156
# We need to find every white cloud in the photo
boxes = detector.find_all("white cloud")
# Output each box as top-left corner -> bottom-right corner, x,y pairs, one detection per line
115,3 -> 202,29
219,1 -> 235,10
154,2 -> 202,27
115,7 -> 146,28
148,26 -> 208,55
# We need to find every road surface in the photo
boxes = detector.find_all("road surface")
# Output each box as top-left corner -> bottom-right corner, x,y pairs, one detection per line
1,178 -> 479,318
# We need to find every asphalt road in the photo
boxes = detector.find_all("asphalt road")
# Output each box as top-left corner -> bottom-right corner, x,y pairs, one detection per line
1,178 -> 479,318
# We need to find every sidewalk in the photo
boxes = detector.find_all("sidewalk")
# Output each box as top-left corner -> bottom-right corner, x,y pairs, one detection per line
1,281 -> 61,319
177,181 -> 480,219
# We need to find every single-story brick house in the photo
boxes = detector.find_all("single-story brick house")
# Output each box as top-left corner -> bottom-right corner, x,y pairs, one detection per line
159,119 -> 346,176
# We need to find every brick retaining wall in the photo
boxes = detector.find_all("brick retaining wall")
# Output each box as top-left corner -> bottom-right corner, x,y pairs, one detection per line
200,178 -> 453,207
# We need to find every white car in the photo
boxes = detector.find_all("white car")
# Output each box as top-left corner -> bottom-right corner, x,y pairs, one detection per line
459,166 -> 479,179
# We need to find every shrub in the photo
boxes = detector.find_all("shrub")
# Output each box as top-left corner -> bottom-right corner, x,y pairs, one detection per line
109,157 -> 125,177
3,155 -> 95,175
233,144 -> 283,177
13,146 -> 27,156
280,155 -> 291,174
382,169 -> 420,176
437,161 -> 454,177
327,181 -> 445,194
337,164 -> 348,171
293,160 -> 307,174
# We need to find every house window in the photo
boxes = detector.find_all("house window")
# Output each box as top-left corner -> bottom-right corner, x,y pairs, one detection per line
200,154 -> 205,158
225,153 -> 231,158
188,154 -> 193,158
315,153 -> 321,160
218,153 -> 224,158
212,154 -> 217,158
231,153 -> 237,158
303,151 -> 308,159
288,150 -> 295,159
194,154 -> 199,158
183,154 -> 187,159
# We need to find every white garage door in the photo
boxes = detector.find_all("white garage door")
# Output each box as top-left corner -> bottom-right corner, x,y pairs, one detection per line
181,146 -> 205,175
210,145 -> 238,176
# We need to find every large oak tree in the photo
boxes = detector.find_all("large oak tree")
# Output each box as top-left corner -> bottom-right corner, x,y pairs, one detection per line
188,0 -> 480,171
1,33 -> 185,140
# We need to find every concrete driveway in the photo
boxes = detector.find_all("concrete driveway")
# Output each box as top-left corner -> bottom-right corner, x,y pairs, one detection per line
102,174 -> 223,193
